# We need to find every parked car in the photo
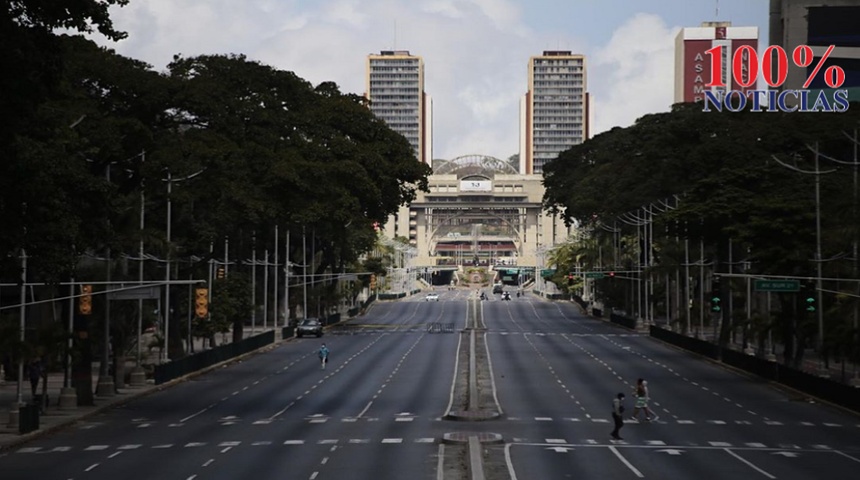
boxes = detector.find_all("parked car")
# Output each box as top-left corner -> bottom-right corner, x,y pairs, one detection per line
297,318 -> 323,338
426,293 -> 440,301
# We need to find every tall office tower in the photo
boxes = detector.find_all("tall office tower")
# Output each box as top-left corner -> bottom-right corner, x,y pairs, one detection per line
365,50 -> 433,164
769,0 -> 860,100
520,51 -> 588,176
674,21 -> 759,103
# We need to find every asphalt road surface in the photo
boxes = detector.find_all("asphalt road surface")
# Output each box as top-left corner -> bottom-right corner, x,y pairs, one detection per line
1,289 -> 858,479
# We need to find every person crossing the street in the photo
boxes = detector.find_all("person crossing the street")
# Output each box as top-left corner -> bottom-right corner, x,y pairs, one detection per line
318,343 -> 329,369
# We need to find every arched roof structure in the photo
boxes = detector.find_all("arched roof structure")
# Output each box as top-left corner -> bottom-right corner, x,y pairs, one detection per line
433,154 -> 519,177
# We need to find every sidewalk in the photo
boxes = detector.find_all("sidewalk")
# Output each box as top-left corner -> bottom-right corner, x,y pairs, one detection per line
0,367 -> 159,451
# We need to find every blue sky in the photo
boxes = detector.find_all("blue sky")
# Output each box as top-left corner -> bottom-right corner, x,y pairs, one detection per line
91,0 -> 771,161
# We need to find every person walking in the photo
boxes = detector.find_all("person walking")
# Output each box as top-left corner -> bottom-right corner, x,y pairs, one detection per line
318,343 -> 329,370
630,378 -> 657,422
27,357 -> 43,398
611,392 -> 626,440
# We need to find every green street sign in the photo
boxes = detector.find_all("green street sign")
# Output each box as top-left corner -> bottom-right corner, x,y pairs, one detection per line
585,272 -> 605,279
754,279 -> 800,292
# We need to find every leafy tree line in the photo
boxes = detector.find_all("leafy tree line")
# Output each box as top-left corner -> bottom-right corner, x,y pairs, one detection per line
1,1 -> 430,369
543,102 -> 860,374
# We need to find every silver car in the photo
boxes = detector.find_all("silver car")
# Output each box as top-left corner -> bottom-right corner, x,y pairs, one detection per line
297,318 -> 323,338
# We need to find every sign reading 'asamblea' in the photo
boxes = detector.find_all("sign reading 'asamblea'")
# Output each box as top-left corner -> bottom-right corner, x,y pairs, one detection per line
459,180 -> 492,192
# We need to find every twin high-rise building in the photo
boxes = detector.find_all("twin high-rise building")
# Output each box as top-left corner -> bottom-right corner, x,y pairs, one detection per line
365,50 -> 433,165
520,51 -> 589,175
365,49 -> 590,175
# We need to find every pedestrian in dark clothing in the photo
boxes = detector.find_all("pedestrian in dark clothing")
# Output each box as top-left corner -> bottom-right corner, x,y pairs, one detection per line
28,357 -> 43,398
611,392 -> 626,440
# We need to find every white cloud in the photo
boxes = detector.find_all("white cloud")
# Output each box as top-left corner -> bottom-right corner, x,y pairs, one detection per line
91,2 -> 680,160
590,13 -> 678,135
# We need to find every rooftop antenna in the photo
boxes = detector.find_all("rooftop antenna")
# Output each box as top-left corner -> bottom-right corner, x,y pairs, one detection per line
715,0 -> 719,18
393,20 -> 397,50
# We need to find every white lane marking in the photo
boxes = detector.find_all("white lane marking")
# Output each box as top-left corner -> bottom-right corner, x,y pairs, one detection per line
219,442 -> 240,447
252,441 -> 272,446
85,445 -> 109,451
319,439 -> 338,445
52,447 -> 71,452
723,449 -> 776,479
349,439 -> 370,444
381,438 -> 403,444
136,423 -> 151,428
504,443 -> 519,480
186,476 -> 197,480
85,464 -> 99,472
710,442 -> 732,447
535,417 -> 552,421
152,444 -> 173,449
269,401 -> 295,420
321,457 -> 329,465
203,459 -> 214,467
185,442 -> 206,448
747,443 -> 767,448
483,330 -> 504,414
310,472 -> 319,480
181,406 -> 213,423
444,322 -> 464,417
284,440 -> 304,445
834,450 -> 860,463
646,440 -> 667,446
608,445 -> 644,478
395,417 -> 414,422
118,445 -> 141,450
108,452 -> 123,459
357,401 -> 373,418
416,438 -> 435,443
221,447 -> 232,453
546,439 -> 566,444
17,447 -> 41,453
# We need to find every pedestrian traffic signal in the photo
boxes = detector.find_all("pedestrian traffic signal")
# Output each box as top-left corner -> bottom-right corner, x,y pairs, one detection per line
370,274 -> 377,290
216,267 -> 225,279
195,288 -> 209,318
79,284 -> 92,315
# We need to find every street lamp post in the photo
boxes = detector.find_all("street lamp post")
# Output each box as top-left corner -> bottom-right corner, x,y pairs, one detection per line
772,148 -> 835,377
161,168 -> 203,363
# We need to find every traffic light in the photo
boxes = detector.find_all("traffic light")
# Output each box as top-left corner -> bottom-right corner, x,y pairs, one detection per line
710,277 -> 721,312
216,267 -> 225,279
79,284 -> 92,315
609,271 -> 615,278
804,282 -> 816,312
568,273 -> 575,285
195,288 -> 209,318
710,293 -> 721,312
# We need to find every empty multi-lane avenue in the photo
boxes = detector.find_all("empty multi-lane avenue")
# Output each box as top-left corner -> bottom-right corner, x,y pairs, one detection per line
1,289 -> 858,479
